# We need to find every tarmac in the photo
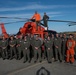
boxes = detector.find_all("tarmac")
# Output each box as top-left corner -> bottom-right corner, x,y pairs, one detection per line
0,58 -> 76,75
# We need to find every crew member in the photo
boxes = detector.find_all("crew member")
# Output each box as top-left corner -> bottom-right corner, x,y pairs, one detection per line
62,34 -> 67,60
0,36 -> 8,60
23,36 -> 30,63
44,36 -> 53,63
31,11 -> 41,31
16,35 -> 23,60
73,34 -> 76,59
43,12 -> 49,30
9,36 -> 17,59
54,33 -> 62,62
66,34 -> 75,64
33,35 -> 42,63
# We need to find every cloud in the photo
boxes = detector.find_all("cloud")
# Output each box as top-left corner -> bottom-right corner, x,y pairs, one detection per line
0,11 -> 63,23
0,11 -> 62,19
49,15 -> 64,18
0,4 -> 48,12
0,13 -> 32,18
0,13 -> 33,23
46,12 -> 62,15
0,4 -> 76,12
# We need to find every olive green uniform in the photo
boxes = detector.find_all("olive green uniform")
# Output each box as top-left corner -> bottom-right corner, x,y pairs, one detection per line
62,37 -> 67,60
43,14 -> 49,29
43,38 -> 47,59
33,39 -> 42,62
30,37 -> 35,58
9,39 -> 17,59
0,39 -> 8,59
16,39 -> 24,59
54,37 -> 62,61
45,39 -> 53,62
23,40 -> 30,62
0,40 -> 2,58
0,48 -> 1,58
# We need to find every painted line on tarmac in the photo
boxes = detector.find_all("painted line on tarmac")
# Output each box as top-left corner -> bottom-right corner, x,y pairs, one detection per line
7,61 -> 46,75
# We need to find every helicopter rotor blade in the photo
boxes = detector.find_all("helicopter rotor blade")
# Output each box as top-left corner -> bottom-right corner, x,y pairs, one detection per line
48,20 -> 76,23
0,16 -> 76,23
0,17 -> 29,20
0,21 -> 26,25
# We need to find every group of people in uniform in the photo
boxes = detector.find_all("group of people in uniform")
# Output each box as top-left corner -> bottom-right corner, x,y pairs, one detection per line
0,11 -> 76,64
0,33 -> 76,64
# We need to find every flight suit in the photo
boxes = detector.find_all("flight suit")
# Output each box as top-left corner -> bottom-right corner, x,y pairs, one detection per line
30,37 -> 35,58
0,39 -> 8,59
43,38 -> 47,59
54,37 -> 62,61
31,13 -> 41,30
0,40 -> 2,58
23,39 -> 30,62
0,47 -> 2,58
74,37 -> 76,59
9,39 -> 17,59
51,36 -> 55,59
66,39 -> 75,63
33,39 -> 42,62
62,37 -> 67,60
16,39 -> 24,59
45,39 -> 53,63
43,14 -> 49,30
31,13 -> 41,21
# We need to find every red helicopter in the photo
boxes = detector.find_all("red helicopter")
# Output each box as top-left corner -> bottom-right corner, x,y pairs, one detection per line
0,17 -> 76,39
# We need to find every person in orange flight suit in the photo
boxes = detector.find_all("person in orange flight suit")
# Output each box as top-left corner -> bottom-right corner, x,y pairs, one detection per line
66,34 -> 75,64
31,11 -> 41,31
73,34 -> 76,59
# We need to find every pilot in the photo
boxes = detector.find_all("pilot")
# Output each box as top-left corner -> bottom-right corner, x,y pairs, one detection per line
62,34 -> 67,60
16,35 -> 24,60
73,34 -> 76,59
54,33 -> 62,62
0,36 -> 8,60
44,36 -> 53,63
66,34 -> 75,64
32,35 -> 42,63
43,12 -> 49,30
23,35 -> 30,63
9,36 -> 17,59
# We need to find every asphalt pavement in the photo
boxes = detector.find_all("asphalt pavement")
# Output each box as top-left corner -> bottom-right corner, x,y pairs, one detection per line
0,58 -> 76,75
